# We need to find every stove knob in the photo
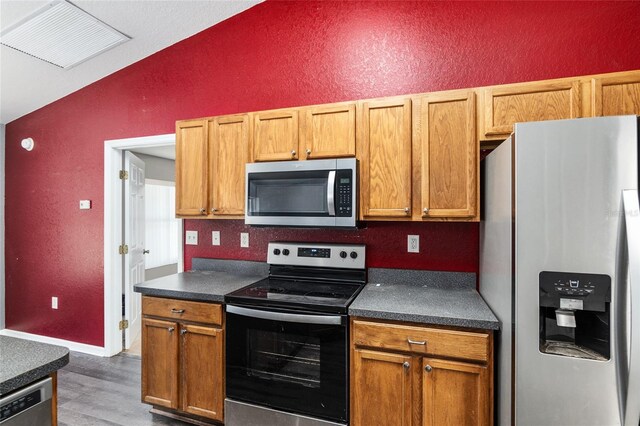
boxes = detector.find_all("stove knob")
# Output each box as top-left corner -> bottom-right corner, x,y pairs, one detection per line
350,251 -> 358,259
273,249 -> 281,255
340,251 -> 348,259
283,249 -> 290,256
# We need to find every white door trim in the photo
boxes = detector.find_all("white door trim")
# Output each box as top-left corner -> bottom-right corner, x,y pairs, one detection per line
104,133 -> 179,356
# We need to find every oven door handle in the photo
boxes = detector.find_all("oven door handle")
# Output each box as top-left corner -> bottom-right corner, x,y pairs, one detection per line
327,170 -> 336,217
227,305 -> 343,325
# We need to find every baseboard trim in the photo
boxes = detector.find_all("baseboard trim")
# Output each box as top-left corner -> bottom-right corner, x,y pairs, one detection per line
0,329 -> 108,356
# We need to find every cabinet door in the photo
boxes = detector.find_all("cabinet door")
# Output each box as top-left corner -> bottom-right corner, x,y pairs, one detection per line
592,72 -> 640,116
420,91 -> 477,219
360,98 -> 413,218
142,318 -> 179,409
210,114 -> 251,216
176,119 -> 209,217
300,103 -> 356,159
253,110 -> 299,161
482,80 -> 582,139
352,349 -> 413,426
422,358 -> 490,426
181,324 -> 224,421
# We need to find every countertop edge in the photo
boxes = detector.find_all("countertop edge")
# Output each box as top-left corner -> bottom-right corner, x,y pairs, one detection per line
349,308 -> 501,331
0,351 -> 69,395
134,287 -> 225,302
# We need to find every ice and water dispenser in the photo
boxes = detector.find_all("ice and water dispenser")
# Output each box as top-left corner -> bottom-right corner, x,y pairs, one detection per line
539,271 -> 611,361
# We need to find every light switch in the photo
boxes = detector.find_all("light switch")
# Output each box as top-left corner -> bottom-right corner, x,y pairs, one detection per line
185,231 -> 198,245
212,231 -> 220,246
79,200 -> 91,210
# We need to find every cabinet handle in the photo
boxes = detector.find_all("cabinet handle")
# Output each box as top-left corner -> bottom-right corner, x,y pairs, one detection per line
200,208 -> 206,214
171,309 -> 185,314
404,207 -> 410,214
143,249 -> 150,254
211,208 -> 218,213
291,150 -> 297,157
423,208 -> 429,215
306,149 -> 311,156
167,327 -> 175,333
425,364 -> 433,373
181,329 -> 188,335
403,361 -> 410,369
408,339 -> 426,346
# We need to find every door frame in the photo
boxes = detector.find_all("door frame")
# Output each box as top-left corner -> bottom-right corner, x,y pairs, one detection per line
104,133 -> 181,356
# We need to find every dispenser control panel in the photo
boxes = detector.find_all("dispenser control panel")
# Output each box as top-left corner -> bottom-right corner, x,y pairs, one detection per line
539,271 -> 611,312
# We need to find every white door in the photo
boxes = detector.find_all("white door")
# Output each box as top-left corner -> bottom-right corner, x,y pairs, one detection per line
124,152 -> 145,349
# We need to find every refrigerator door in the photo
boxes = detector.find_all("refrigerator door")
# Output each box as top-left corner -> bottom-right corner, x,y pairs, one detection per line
514,116 -> 638,425
622,190 -> 640,426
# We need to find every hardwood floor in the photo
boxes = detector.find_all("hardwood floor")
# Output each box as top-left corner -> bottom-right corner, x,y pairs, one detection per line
58,351 -> 190,426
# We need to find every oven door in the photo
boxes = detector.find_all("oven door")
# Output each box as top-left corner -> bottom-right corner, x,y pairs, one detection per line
226,304 -> 348,423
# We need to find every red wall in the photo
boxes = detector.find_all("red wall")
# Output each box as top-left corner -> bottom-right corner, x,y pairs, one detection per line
5,1 -> 640,347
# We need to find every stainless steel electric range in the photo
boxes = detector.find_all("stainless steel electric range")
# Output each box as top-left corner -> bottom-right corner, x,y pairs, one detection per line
225,242 -> 366,426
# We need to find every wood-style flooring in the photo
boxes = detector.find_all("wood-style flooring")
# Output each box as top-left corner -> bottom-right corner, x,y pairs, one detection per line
58,351 -> 190,426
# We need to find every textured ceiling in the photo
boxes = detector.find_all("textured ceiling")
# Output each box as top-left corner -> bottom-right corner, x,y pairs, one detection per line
0,0 -> 261,124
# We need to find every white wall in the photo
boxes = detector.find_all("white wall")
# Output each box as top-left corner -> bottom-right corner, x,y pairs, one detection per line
1,124 -> 5,329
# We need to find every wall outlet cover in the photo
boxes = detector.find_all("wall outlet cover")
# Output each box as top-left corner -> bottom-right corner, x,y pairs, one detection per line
79,200 -> 91,209
240,232 -> 249,248
52,297 -> 58,309
408,235 -> 420,253
185,230 -> 198,245
212,231 -> 220,246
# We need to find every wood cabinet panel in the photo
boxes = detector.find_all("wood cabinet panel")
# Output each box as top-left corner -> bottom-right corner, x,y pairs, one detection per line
181,324 -> 224,421
210,114 -> 250,216
419,91 -> 477,219
175,120 -> 208,216
422,358 -> 490,426
142,296 -> 222,325
352,349 -> 413,426
300,103 -> 356,159
592,72 -> 640,116
253,110 -> 299,161
142,318 -> 179,409
360,98 -> 413,218
482,80 -> 582,139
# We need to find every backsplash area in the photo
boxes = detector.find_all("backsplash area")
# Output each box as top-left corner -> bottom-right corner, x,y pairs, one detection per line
183,220 -> 479,273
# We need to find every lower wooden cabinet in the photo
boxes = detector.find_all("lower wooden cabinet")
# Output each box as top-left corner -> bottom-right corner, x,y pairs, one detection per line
141,296 -> 224,423
351,318 -> 493,426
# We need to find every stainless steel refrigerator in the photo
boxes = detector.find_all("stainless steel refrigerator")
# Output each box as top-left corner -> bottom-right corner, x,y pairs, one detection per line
480,115 -> 640,425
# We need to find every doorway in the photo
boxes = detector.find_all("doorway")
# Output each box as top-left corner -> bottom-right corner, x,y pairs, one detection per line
104,133 -> 182,357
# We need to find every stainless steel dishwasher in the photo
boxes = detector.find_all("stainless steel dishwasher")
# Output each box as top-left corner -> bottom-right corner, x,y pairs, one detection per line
0,377 -> 52,425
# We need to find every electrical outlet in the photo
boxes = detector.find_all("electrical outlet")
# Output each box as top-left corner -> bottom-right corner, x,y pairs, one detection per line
52,297 -> 58,309
408,235 -> 420,253
240,232 -> 249,248
185,230 -> 198,245
212,231 -> 220,246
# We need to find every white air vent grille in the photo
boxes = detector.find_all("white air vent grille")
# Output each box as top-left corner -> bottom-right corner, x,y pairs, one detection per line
0,0 -> 130,69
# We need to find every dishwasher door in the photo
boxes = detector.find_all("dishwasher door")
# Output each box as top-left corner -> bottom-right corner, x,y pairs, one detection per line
0,377 -> 52,425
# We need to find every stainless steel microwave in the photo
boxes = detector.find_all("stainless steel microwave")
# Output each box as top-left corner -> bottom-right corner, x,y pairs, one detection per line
245,158 -> 357,227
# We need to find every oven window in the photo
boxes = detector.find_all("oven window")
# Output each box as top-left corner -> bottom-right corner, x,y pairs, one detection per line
247,330 -> 321,388
247,171 -> 330,216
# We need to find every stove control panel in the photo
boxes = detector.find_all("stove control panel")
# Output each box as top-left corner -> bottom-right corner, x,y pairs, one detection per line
268,242 -> 365,269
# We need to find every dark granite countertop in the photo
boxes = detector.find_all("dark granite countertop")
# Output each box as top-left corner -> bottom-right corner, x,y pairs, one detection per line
133,259 -> 268,302
0,336 -> 70,395
349,269 -> 500,331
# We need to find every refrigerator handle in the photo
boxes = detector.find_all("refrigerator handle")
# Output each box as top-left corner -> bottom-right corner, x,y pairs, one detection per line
623,189 -> 640,426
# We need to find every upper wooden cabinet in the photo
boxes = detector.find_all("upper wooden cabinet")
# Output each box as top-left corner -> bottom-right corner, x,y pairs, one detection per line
253,109 -> 299,161
300,103 -> 356,159
210,114 -> 251,216
359,97 -> 413,219
480,79 -> 582,140
176,120 -> 209,217
592,71 -> 640,116
418,90 -> 477,219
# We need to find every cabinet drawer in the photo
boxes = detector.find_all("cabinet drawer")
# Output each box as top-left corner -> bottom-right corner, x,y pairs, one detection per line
352,319 -> 489,362
142,296 -> 222,325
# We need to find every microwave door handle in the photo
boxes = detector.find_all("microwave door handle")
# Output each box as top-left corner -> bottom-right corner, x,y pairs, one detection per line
623,189 -> 640,426
327,170 -> 336,216
226,305 -> 342,325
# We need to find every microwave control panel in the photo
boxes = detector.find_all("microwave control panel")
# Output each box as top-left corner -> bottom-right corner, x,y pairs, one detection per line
336,170 -> 353,217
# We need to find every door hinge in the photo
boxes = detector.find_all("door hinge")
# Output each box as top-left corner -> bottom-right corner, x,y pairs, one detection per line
118,244 -> 129,255
119,170 -> 129,180
119,320 -> 129,330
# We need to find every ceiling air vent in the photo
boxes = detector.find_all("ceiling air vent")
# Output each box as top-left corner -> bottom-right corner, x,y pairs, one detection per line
0,0 -> 130,69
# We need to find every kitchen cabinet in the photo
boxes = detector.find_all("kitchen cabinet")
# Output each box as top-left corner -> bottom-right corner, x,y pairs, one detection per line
141,296 -> 224,423
299,102 -> 356,159
359,97 -> 413,219
351,318 -> 493,426
252,109 -> 299,161
210,114 -> 251,216
175,119 -> 208,217
592,71 -> 640,117
480,79 -> 582,140
417,90 -> 477,219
